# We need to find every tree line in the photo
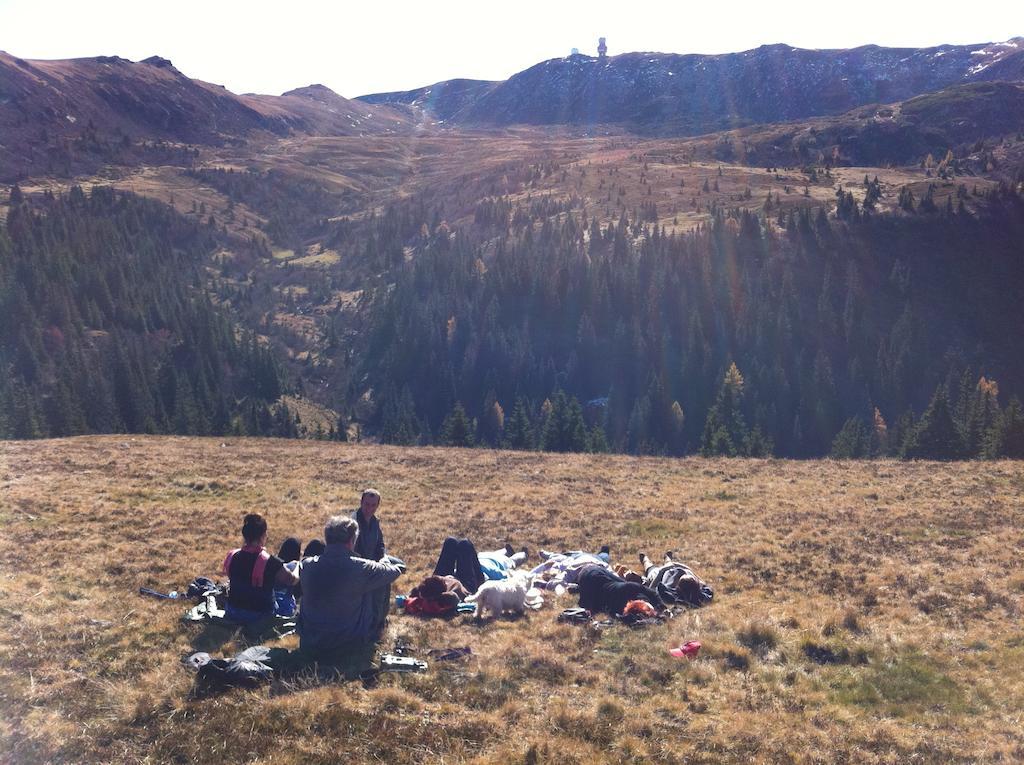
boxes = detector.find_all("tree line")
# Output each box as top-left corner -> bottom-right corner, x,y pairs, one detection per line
356,182 -> 1024,459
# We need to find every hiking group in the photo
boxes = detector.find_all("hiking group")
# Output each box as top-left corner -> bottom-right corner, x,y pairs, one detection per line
221,489 -> 712,663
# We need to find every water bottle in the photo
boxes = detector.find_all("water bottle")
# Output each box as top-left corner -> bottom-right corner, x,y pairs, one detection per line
395,594 -> 407,608
168,591 -> 179,599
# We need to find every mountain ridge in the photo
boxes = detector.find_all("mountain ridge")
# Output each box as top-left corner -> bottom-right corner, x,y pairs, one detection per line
0,50 -> 413,179
358,38 -> 1024,134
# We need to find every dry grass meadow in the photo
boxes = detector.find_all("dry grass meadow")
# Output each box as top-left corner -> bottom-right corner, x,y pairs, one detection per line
2,436 -> 1023,764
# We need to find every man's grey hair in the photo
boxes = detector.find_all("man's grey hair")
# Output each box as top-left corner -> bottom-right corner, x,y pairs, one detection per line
324,515 -> 359,546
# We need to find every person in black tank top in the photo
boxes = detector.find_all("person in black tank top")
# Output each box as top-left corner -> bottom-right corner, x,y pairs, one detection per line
222,513 -> 299,622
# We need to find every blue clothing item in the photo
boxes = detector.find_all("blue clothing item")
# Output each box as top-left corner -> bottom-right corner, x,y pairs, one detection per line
224,601 -> 272,624
477,549 -> 516,581
274,561 -> 299,617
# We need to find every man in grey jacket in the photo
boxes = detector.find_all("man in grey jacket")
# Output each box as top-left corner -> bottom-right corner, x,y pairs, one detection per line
298,515 -> 404,660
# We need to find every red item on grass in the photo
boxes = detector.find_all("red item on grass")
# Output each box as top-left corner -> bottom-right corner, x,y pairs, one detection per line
669,640 -> 701,659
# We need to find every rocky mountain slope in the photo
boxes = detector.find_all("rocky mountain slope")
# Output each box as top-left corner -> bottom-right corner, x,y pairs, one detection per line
360,39 -> 1024,135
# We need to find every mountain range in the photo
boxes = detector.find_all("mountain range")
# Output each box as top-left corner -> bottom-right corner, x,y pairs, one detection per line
360,39 -> 1024,133
3,37 -> 1024,457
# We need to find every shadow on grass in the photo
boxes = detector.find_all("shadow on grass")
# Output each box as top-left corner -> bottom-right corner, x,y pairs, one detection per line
186,616 -> 297,652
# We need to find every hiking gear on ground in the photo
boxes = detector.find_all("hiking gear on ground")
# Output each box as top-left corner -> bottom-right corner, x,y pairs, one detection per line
139,587 -> 179,599
427,646 -> 472,661
669,641 -> 702,659
379,654 -> 428,672
189,645 -> 274,689
558,607 -> 592,624
524,587 -> 544,610
186,577 -> 221,599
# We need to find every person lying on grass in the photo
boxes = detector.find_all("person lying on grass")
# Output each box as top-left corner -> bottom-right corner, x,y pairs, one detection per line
640,551 -> 713,606
530,546 -> 612,589
297,515 -> 405,659
405,574 -> 472,616
616,552 -> 714,608
222,513 -> 299,624
429,536 -> 528,594
575,563 -> 664,615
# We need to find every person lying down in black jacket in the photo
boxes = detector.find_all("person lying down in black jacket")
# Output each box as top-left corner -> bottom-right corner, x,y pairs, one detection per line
575,564 -> 663,615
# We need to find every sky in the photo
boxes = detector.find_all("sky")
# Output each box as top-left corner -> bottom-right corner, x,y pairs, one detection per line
3,0 -> 1023,98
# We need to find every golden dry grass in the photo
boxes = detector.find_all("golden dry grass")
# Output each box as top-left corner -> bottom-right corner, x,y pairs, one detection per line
1,436 -> 1023,764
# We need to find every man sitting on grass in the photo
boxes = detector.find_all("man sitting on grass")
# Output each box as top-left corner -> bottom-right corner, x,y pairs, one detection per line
297,515 -> 405,661
351,488 -> 405,636
222,513 -> 299,624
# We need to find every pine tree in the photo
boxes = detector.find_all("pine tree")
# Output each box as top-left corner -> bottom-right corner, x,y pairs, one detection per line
984,396 -> 1024,458
541,391 -> 588,452
902,388 -> 965,460
504,398 -> 535,451
669,400 -> 686,455
441,402 -> 475,447
701,363 -> 749,457
479,391 -> 505,446
871,407 -> 889,456
335,412 -> 349,442
831,417 -> 870,459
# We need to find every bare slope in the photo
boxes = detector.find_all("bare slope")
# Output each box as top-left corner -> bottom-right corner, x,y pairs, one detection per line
1,436 -> 1023,763
0,51 -> 412,179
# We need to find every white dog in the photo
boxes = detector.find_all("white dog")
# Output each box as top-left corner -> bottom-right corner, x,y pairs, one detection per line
465,571 -> 543,620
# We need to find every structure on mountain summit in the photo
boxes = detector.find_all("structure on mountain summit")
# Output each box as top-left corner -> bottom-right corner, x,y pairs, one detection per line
598,37 -> 607,58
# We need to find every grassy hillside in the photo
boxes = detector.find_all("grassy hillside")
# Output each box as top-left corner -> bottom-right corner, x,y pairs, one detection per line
1,437 -> 1023,763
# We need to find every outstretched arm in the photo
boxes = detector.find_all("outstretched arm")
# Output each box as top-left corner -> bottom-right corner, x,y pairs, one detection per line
275,563 -> 299,587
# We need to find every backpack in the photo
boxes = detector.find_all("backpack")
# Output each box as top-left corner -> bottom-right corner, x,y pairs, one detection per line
188,646 -> 274,690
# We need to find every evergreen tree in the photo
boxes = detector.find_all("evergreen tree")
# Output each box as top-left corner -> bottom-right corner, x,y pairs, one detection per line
335,411 -> 349,442
984,396 -> 1024,458
831,417 -> 870,459
902,388 -> 965,460
504,398 -> 535,451
480,391 -> 505,446
441,402 -> 475,447
701,363 -> 749,457
541,391 -> 590,453
380,386 -> 421,445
